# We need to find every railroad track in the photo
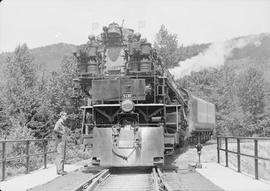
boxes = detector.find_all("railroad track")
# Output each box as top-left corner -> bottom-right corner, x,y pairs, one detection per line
73,167 -> 173,191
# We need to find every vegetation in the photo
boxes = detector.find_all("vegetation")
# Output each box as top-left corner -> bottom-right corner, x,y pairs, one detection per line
178,66 -> 270,136
178,45 -> 270,136
154,25 -> 210,68
0,44 -> 80,139
154,25 -> 270,137
0,44 -> 82,178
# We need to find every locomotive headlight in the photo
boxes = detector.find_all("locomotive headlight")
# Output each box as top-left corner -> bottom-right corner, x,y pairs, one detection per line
121,99 -> 134,113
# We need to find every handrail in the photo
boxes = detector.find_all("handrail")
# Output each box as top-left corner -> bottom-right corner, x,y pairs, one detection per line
0,138 -> 57,181
217,136 -> 270,140
0,138 -> 55,143
217,136 -> 270,180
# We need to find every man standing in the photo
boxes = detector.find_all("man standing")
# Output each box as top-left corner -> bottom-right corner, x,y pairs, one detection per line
54,111 -> 68,175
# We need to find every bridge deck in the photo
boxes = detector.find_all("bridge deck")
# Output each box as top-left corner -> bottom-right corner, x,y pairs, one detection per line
0,164 -> 81,191
197,163 -> 270,191
1,162 -> 270,191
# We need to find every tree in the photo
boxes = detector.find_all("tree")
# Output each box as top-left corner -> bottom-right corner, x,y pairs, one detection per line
0,44 -> 54,138
47,55 -> 80,131
154,25 -> 181,68
154,25 -> 210,68
0,45 -> 37,136
237,67 -> 265,115
237,67 -> 267,135
2,44 -> 37,124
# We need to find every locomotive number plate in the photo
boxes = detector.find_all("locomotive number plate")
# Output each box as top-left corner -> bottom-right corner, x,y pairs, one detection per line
123,94 -> 132,99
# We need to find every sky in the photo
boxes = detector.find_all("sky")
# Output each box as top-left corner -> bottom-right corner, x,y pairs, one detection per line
0,0 -> 270,53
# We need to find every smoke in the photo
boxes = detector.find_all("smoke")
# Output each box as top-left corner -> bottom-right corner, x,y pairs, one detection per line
169,35 -> 263,79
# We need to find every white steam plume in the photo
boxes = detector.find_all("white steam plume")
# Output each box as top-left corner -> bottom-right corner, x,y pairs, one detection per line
169,35 -> 262,79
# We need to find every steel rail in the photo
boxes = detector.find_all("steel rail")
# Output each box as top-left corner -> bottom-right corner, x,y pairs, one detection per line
152,167 -> 173,191
93,169 -> 152,191
156,168 -> 173,191
73,167 -> 173,191
152,168 -> 160,191
73,169 -> 110,191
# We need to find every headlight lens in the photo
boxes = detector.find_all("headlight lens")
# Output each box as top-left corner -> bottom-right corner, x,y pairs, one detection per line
121,99 -> 134,113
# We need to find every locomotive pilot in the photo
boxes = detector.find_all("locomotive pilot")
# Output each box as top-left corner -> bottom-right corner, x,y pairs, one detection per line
54,111 -> 68,175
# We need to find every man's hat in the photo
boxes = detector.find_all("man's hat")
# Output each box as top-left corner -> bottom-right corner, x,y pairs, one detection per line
60,111 -> 67,117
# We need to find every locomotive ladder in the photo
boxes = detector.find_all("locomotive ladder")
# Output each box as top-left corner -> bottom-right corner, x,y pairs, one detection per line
73,168 -> 173,191
163,68 -> 187,107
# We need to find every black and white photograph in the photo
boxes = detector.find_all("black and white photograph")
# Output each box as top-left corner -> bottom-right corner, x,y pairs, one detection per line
0,0 -> 270,190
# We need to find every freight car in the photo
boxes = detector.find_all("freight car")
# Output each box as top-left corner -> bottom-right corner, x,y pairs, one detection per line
73,23 -> 215,167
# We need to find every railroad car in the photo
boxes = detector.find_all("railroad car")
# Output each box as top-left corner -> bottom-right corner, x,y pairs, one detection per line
73,23 -> 215,167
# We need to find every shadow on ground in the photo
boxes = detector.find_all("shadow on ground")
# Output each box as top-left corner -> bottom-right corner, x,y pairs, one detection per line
164,145 -> 191,171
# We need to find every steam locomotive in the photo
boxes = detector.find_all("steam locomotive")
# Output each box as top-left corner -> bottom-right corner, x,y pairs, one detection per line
73,23 -> 215,167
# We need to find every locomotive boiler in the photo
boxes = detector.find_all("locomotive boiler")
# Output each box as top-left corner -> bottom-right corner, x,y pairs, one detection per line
73,23 -> 215,167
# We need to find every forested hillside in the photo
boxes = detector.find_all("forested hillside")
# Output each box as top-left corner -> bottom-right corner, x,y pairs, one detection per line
31,43 -> 77,72
0,43 -> 76,73
176,34 -> 270,136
